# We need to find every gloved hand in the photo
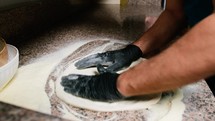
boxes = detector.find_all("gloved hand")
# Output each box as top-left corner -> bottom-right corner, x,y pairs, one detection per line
75,44 -> 143,72
61,65 -> 125,102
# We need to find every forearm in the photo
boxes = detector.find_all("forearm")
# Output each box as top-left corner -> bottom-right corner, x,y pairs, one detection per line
133,7 -> 187,56
118,13 -> 215,96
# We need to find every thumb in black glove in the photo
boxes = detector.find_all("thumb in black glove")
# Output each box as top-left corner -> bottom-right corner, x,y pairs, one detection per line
75,44 -> 143,72
61,65 -> 125,102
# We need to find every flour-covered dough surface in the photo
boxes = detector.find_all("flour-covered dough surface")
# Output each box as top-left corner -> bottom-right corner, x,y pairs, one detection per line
56,59 -> 162,112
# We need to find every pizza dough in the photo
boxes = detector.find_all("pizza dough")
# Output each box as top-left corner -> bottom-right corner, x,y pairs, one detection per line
0,40 -> 185,121
56,58 -> 162,112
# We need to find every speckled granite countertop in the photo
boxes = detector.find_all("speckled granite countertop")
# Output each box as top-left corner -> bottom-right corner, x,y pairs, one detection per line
0,2 -> 214,121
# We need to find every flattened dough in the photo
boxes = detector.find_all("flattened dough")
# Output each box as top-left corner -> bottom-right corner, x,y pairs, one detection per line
56,59 -> 162,112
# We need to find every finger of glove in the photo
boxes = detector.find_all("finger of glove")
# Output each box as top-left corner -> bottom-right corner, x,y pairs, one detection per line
61,74 -> 86,87
75,53 -> 114,69
97,64 -> 109,74
64,87 -> 82,97
61,75 -> 91,98
65,84 -> 89,98
106,63 -> 125,72
64,85 -> 93,100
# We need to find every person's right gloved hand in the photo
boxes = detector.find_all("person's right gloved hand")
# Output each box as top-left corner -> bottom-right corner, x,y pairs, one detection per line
75,44 -> 143,72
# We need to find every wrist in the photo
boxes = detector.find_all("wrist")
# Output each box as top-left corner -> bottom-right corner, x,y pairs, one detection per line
126,44 -> 144,58
116,74 -> 133,97
133,37 -> 153,54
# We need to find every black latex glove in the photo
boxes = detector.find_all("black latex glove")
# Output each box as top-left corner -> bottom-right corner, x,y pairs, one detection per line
61,65 -> 125,102
75,44 -> 143,72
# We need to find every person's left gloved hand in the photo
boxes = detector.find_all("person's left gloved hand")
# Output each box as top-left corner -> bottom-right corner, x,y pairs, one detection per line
75,44 -> 143,72
61,65 -> 125,102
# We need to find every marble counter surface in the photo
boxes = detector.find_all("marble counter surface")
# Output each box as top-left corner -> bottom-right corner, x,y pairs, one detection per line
0,3 -> 214,121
